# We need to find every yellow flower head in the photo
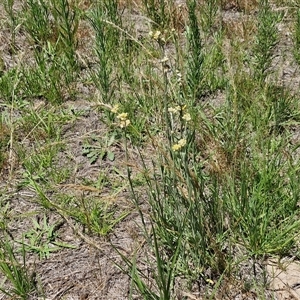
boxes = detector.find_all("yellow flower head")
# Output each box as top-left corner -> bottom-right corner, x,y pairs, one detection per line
172,144 -> 181,151
153,30 -> 162,40
119,119 -> 130,128
168,106 -> 181,114
116,112 -> 130,128
111,104 -> 119,113
149,30 -> 165,42
116,112 -> 128,121
172,138 -> 187,151
182,113 -> 191,122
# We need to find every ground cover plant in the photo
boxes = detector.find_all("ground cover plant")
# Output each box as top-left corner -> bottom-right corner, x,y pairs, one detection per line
1,0 -> 300,299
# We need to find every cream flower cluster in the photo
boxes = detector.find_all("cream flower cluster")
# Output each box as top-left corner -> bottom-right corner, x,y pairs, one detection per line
110,105 -> 130,128
168,105 -> 191,122
172,138 -> 187,151
149,30 -> 165,42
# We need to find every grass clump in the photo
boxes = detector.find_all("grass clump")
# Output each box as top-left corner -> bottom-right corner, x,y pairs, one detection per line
0,236 -> 37,299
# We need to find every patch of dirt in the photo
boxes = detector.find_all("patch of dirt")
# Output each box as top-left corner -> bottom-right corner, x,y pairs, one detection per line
34,242 -> 130,299
266,258 -> 300,300
0,72 -> 149,299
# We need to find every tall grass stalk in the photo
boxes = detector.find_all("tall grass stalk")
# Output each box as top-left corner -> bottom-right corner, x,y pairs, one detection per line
52,0 -> 79,70
200,0 -> 218,32
186,0 -> 204,101
225,136 -> 300,256
253,0 -> 282,82
88,2 -> 121,103
23,0 -> 51,47
124,153 -> 184,299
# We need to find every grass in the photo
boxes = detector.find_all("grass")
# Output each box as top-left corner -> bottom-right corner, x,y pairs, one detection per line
0,235 -> 37,299
1,0 -> 300,298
